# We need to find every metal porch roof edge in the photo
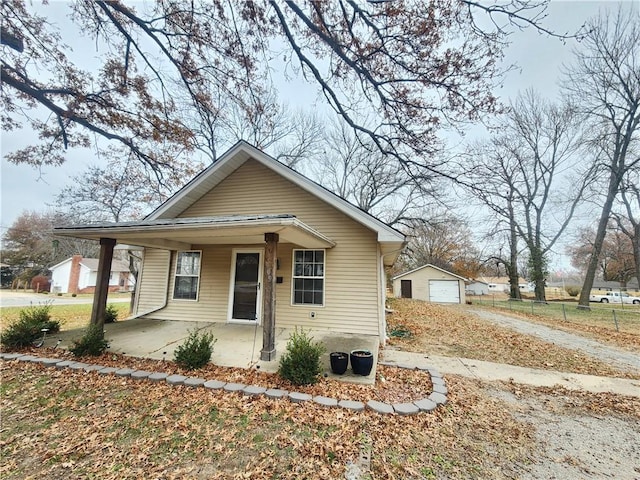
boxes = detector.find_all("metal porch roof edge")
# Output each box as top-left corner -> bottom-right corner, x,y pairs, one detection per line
391,263 -> 468,282
145,140 -> 406,244
54,214 -> 336,248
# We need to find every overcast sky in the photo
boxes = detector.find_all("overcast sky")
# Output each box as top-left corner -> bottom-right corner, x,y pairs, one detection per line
0,0 -> 629,267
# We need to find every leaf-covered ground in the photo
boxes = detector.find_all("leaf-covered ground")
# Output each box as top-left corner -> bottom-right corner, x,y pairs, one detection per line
386,298 -> 640,379
3,298 -> 639,478
1,361 -> 535,480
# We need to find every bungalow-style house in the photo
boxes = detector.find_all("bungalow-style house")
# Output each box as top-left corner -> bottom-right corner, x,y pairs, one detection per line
54,141 -> 406,361
392,264 -> 467,304
50,255 -> 133,294
481,276 -> 531,294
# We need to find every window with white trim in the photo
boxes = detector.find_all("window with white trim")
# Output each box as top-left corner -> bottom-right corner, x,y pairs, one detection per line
292,249 -> 324,305
173,251 -> 201,300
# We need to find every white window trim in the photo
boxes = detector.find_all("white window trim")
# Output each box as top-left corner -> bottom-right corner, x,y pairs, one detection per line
291,248 -> 325,307
173,250 -> 202,301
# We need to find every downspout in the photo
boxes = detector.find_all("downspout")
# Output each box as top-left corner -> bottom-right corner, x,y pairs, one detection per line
379,245 -> 407,345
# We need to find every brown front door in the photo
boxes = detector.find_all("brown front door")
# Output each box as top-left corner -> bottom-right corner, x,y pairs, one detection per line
401,280 -> 412,298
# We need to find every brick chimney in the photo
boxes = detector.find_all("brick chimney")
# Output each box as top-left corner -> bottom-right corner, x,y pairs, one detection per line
68,255 -> 82,294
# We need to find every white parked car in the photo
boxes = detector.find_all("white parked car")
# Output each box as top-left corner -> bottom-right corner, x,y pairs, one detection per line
589,291 -> 640,304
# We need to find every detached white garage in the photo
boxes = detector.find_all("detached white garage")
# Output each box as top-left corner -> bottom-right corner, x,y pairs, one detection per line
392,264 -> 467,304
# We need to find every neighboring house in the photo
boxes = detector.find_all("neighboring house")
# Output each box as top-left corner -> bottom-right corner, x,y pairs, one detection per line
50,255 -> 134,294
392,264 -> 467,304
481,276 -> 531,294
466,280 -> 489,296
54,141 -> 406,361
592,278 -> 639,293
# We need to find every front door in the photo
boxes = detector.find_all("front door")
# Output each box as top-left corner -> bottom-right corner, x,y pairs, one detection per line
229,250 -> 263,323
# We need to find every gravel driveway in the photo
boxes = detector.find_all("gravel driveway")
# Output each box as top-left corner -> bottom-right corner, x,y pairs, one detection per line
465,306 -> 640,479
468,308 -> 640,373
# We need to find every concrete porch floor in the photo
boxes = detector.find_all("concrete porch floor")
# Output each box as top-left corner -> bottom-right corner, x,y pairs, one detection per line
51,318 -> 379,385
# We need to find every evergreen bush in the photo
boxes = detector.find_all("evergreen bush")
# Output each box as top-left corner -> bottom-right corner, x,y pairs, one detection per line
174,330 -> 216,370
278,328 -> 325,385
104,304 -> 118,323
69,324 -> 109,357
0,303 -> 60,349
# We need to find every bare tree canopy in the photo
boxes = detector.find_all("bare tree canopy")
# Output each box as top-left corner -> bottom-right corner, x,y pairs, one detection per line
2,0 -> 575,181
561,7 -> 640,307
309,119 -> 437,227
1,211 -> 99,278
463,90 -> 590,301
55,148 -> 202,223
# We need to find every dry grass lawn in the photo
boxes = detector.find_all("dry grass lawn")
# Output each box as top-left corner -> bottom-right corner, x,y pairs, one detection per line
0,303 -> 131,332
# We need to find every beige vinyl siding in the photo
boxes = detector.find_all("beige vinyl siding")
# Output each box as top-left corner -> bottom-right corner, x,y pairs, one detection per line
145,245 -> 231,322
166,159 -> 382,336
135,248 -> 171,314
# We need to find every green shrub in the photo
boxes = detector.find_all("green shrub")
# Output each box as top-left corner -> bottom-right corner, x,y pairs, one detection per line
565,285 -> 581,297
174,330 -> 216,370
278,328 -> 325,385
70,324 -> 109,357
20,303 -> 60,332
71,293 -> 77,297
0,303 -> 60,349
104,304 -> 118,324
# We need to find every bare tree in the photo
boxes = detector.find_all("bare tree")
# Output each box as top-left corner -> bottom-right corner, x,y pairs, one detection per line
221,90 -> 324,168
561,8 -> 640,307
310,120 -> 436,227
55,149 -> 201,223
464,90 -> 589,301
400,214 -> 482,278
612,169 -> 640,284
1,211 -> 99,281
2,1 -> 580,182
569,223 -> 635,286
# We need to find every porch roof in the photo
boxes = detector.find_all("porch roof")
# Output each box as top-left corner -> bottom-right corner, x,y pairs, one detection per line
54,214 -> 336,251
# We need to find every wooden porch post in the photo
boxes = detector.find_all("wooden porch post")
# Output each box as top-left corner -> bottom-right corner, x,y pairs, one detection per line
261,233 -> 278,361
91,238 -> 116,334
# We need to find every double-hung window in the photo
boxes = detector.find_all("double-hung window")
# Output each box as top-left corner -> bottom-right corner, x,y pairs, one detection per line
292,249 -> 324,306
173,251 -> 201,300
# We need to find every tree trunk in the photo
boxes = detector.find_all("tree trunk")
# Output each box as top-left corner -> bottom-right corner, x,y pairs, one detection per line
507,198 -> 522,300
578,177 -> 619,308
530,246 -> 547,302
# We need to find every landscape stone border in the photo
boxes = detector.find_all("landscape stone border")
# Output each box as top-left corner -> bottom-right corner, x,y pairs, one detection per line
0,352 -> 448,416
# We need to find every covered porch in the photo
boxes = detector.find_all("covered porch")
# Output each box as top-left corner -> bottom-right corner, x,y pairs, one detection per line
49,318 -> 379,385
54,214 -> 337,363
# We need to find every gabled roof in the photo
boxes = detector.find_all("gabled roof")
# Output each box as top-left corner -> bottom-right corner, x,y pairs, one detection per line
392,264 -> 468,282
50,257 -> 130,273
147,141 -> 405,246
80,259 -> 130,272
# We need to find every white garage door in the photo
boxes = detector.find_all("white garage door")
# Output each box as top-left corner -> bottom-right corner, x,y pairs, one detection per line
429,280 -> 460,303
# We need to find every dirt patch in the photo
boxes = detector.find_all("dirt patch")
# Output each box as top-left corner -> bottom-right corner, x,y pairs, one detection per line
484,382 -> 640,479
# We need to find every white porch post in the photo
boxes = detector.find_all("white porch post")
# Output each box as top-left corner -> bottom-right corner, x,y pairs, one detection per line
261,232 -> 278,361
